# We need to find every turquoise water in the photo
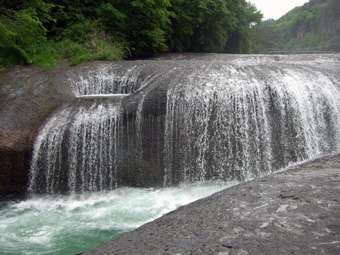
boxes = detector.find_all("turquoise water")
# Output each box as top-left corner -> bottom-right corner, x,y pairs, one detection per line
0,182 -> 232,255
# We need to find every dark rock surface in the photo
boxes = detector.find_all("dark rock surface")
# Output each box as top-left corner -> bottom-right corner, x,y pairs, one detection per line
0,65 -> 74,195
84,154 -> 340,255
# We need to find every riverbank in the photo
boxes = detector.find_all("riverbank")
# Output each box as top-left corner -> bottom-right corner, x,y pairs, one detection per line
84,154 -> 340,255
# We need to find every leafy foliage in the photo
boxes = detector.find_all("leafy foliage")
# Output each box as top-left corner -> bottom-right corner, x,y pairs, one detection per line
97,0 -> 172,56
0,0 -> 53,65
169,0 -> 261,53
0,0 -> 262,67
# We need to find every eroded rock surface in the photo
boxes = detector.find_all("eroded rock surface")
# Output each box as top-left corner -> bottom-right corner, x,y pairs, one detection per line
84,154 -> 340,255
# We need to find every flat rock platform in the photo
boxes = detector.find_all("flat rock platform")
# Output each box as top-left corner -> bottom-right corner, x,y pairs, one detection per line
84,154 -> 340,255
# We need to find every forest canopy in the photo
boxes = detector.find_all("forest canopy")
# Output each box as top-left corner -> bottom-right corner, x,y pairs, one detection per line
0,0 -> 261,67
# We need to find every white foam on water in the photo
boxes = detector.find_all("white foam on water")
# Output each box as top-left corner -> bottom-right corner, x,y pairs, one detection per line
0,182 -> 233,255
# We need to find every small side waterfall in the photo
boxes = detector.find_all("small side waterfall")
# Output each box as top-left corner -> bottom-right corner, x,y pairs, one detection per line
29,101 -> 122,193
28,56 -> 340,193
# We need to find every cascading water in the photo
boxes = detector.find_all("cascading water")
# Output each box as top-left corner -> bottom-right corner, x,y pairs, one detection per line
29,101 -> 122,193
28,56 -> 340,194
69,62 -> 168,96
163,64 -> 340,183
70,64 -> 142,95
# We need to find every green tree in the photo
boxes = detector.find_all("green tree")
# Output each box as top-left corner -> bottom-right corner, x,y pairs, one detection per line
169,0 -> 261,53
225,0 -> 262,53
0,0 -> 53,64
98,0 -> 172,56
0,0 -> 263,66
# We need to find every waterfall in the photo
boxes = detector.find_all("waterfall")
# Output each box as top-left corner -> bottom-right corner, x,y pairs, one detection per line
29,101 -> 122,193
136,95 -> 146,169
163,64 -> 340,183
28,56 -> 340,193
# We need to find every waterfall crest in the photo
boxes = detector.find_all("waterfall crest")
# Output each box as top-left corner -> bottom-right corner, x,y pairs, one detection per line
70,64 -> 142,96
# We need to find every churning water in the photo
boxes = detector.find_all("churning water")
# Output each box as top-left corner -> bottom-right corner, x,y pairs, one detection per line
0,182 -> 230,255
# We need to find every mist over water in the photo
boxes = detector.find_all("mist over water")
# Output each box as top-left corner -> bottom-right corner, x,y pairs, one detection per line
0,182 -> 230,255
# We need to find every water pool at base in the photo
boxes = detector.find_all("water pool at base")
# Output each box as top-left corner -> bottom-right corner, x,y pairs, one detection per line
0,182 -> 232,255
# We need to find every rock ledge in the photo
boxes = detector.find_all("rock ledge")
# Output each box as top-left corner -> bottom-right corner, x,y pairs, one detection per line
84,154 -> 340,255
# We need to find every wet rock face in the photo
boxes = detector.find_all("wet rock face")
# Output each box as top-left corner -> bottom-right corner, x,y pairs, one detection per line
0,66 -> 74,195
0,150 -> 29,195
